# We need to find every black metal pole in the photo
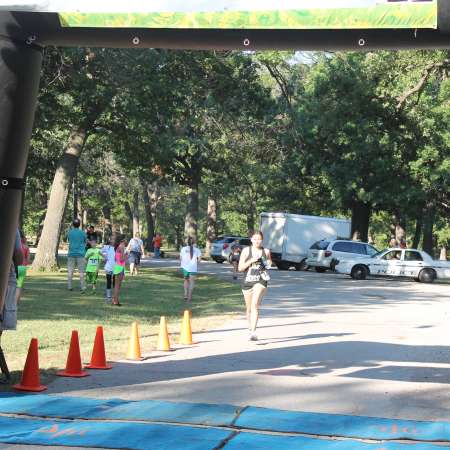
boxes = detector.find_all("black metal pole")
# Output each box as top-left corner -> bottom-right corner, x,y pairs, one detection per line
0,36 -> 42,306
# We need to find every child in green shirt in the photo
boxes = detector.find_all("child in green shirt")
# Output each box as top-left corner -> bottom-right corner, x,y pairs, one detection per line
84,241 -> 103,291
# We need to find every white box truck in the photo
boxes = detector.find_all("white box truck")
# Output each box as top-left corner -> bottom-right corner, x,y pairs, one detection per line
260,212 -> 351,270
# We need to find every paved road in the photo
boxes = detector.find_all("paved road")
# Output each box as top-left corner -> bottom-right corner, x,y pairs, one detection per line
49,259 -> 450,422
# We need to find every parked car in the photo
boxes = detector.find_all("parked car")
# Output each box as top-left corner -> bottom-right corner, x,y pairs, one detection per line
334,248 -> 450,283
210,236 -> 251,263
306,239 -> 379,272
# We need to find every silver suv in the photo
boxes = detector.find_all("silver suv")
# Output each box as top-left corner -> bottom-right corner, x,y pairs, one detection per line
211,236 -> 251,263
306,239 -> 379,272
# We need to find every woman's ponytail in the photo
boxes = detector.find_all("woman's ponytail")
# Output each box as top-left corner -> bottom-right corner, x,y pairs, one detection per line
188,236 -> 194,259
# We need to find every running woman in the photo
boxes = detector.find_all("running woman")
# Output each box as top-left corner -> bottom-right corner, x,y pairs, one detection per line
238,231 -> 271,341
179,237 -> 201,302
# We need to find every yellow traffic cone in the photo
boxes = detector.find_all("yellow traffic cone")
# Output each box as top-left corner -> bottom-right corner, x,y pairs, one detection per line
126,322 -> 143,360
179,310 -> 193,345
157,316 -> 171,351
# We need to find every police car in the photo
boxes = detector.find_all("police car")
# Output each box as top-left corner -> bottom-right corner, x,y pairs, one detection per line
334,248 -> 450,283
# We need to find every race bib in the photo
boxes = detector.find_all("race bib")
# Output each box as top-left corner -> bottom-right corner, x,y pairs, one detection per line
245,267 -> 261,283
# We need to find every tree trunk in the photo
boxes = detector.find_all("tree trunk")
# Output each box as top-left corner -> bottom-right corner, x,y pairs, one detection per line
19,187 -> 25,230
142,184 -> 155,252
422,203 -> 435,255
205,196 -> 217,257
32,126 -> 88,271
102,205 -> 112,242
149,182 -> 160,230
77,196 -> 82,224
175,224 -> 183,251
440,247 -> 447,261
132,190 -> 139,236
351,201 -> 371,243
72,173 -> 78,220
412,216 -> 423,249
184,183 -> 199,241
34,210 -> 47,247
124,202 -> 133,234
246,197 -> 257,236
390,212 -> 406,245
82,209 -> 88,228
246,212 -> 255,237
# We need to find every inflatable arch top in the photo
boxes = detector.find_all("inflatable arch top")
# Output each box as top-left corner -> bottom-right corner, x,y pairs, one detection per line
0,0 -> 449,50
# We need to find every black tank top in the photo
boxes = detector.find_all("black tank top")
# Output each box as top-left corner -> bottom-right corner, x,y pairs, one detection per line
242,246 -> 268,289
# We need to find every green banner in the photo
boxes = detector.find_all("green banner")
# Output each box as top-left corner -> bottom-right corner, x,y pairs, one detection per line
59,3 -> 437,30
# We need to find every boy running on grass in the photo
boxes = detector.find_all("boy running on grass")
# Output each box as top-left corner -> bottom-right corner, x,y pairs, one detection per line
84,240 -> 103,292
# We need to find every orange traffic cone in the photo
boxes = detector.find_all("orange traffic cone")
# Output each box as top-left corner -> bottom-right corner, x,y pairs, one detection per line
179,310 -> 193,345
126,322 -> 143,360
85,326 -> 112,370
157,316 -> 171,351
13,338 -> 47,392
57,330 -> 89,377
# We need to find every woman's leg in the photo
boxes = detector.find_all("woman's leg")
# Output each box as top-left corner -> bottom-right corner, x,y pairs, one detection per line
242,288 -> 253,331
250,284 -> 267,333
187,275 -> 196,302
106,273 -> 112,289
183,277 -> 189,300
77,257 -> 86,292
105,272 -> 112,302
113,274 -> 122,305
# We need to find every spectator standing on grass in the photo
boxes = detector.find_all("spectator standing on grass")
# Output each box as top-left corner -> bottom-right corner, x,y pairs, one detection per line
0,229 -> 23,334
15,230 -> 30,304
152,232 -> 163,258
67,219 -> 87,292
239,231 -> 272,342
101,235 -> 116,304
112,235 -> 128,306
126,232 -> 145,276
85,225 -> 98,250
179,237 -> 201,303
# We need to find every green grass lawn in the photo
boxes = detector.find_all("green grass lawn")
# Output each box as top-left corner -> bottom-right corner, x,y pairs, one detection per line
1,266 -> 243,388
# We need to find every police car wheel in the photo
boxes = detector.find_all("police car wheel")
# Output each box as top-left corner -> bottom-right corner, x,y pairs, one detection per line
351,265 -> 368,280
418,268 -> 436,283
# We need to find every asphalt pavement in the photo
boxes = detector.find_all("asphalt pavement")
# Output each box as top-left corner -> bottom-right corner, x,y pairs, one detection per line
48,258 -> 450,422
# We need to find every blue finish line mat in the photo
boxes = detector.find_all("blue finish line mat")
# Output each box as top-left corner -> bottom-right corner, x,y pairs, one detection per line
0,416 -> 231,450
235,406 -> 450,442
225,433 -> 448,450
0,393 -> 239,426
0,394 -> 450,448
0,416 -> 447,450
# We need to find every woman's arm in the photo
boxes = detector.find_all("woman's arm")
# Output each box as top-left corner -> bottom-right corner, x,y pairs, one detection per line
238,247 -> 258,272
264,249 -> 272,268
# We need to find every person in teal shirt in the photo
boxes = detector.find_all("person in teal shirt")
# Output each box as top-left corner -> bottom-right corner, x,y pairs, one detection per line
67,219 -> 87,292
85,242 -> 103,291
